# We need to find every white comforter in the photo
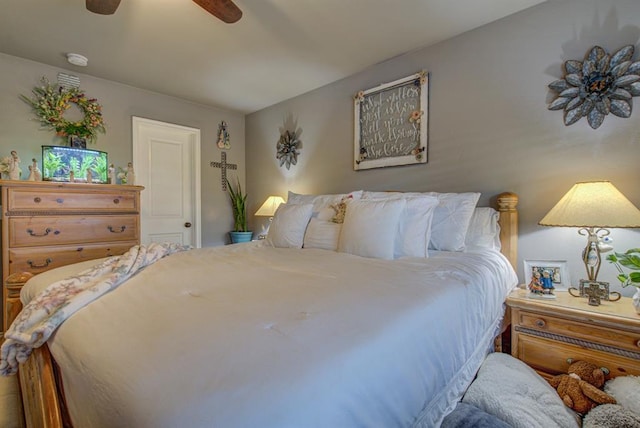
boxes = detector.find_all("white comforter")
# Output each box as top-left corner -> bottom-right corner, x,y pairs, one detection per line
22,242 -> 517,428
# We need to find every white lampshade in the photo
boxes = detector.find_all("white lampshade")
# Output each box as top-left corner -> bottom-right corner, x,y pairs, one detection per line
539,181 -> 640,228
255,196 -> 285,217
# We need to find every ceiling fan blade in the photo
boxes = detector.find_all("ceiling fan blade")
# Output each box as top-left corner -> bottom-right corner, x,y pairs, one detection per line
192,0 -> 242,23
86,0 -> 122,15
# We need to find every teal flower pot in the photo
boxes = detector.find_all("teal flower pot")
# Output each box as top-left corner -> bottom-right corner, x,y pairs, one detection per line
229,231 -> 253,244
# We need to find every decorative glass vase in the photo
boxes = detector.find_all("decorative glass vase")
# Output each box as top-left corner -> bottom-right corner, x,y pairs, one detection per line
633,288 -> 640,314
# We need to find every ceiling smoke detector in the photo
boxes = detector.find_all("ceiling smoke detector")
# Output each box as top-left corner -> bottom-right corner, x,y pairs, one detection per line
67,53 -> 88,67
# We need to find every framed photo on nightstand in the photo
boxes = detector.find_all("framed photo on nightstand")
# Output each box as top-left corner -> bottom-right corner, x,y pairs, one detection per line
523,259 -> 571,292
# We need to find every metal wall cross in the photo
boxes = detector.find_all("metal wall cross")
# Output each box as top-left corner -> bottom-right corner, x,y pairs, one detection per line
210,152 -> 237,191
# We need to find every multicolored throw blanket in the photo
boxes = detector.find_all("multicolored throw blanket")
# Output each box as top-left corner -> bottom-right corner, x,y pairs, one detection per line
0,242 -> 189,376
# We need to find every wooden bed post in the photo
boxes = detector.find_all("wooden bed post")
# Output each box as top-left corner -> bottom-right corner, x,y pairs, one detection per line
495,192 -> 518,353
496,192 -> 518,271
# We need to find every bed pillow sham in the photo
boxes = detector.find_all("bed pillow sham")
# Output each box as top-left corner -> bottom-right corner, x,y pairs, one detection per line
303,218 -> 342,251
287,190 -> 363,215
425,192 -> 480,252
465,207 -> 501,250
338,198 -> 406,259
362,191 -> 480,252
357,193 -> 439,258
266,203 -> 313,249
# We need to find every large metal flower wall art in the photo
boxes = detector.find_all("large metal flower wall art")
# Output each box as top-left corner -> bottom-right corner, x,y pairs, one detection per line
276,130 -> 301,169
548,45 -> 640,129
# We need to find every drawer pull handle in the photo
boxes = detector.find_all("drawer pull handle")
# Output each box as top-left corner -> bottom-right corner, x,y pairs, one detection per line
566,359 -> 610,375
108,225 -> 126,233
26,228 -> 54,237
27,258 -> 52,268
535,319 -> 546,328
56,198 -> 64,204
33,197 -> 42,203
113,198 -> 120,204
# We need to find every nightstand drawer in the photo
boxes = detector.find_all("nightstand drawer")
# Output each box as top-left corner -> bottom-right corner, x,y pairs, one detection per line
517,334 -> 640,378
519,310 -> 640,354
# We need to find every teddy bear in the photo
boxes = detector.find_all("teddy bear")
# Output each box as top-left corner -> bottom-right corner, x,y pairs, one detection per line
548,360 -> 617,415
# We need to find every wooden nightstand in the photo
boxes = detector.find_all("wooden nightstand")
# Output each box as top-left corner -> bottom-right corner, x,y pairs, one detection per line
506,288 -> 640,380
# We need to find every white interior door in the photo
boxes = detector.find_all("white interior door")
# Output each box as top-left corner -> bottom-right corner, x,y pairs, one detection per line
132,117 -> 201,248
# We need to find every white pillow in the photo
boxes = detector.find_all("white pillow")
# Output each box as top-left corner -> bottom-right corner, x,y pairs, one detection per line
361,193 -> 439,258
424,192 -> 480,252
303,218 -> 342,251
465,207 -> 501,250
395,196 -> 439,258
338,199 -> 406,259
287,190 -> 363,215
266,203 -> 313,248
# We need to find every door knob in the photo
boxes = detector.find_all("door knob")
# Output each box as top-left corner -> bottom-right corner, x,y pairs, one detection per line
184,222 -> 192,228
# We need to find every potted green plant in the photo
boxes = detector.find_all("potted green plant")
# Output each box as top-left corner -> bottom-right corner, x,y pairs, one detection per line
226,178 -> 253,243
607,248 -> 640,313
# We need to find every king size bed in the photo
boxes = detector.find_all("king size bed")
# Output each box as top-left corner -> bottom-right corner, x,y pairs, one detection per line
4,190 -> 519,427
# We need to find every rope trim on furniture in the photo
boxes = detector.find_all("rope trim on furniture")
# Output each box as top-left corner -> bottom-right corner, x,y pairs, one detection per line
515,326 -> 640,360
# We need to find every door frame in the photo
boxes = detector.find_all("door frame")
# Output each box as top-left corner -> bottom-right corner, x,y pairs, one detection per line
132,116 -> 202,248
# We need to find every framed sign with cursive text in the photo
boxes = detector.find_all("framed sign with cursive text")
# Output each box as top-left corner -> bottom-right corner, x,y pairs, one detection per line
354,71 -> 428,170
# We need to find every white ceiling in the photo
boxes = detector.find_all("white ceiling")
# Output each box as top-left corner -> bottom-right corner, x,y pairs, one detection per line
0,0 -> 546,114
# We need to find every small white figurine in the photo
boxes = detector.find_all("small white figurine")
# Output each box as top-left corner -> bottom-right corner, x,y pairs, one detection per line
29,158 -> 42,181
8,150 -> 21,180
126,162 -> 135,185
108,163 -> 116,184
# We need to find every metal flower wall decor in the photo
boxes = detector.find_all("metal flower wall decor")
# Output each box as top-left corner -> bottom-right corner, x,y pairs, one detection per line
548,45 -> 640,129
276,130 -> 301,169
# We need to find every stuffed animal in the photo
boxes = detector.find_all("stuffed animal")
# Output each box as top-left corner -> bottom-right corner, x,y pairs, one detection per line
583,375 -> 640,428
549,360 -> 617,414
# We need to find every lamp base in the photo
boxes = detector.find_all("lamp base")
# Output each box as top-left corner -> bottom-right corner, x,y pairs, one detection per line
579,227 -> 610,281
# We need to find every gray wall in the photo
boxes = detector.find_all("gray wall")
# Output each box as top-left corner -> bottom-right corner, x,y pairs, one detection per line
246,0 -> 640,294
0,53 -> 245,246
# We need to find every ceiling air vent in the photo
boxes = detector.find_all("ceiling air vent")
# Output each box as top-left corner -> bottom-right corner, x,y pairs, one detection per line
57,72 -> 80,89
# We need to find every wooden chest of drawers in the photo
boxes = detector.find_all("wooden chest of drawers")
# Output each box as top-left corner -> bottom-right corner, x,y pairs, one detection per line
1,180 -> 144,333
506,288 -> 640,380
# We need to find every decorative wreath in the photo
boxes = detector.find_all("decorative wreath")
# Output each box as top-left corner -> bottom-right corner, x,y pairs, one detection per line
20,77 -> 106,143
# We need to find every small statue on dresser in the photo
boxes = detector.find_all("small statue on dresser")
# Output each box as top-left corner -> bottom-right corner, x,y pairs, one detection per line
108,163 -> 116,184
31,158 -> 42,181
126,162 -> 135,185
8,151 -> 21,180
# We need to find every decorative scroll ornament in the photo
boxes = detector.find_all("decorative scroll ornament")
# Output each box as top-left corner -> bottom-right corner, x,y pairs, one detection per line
548,45 -> 640,129
276,130 -> 300,170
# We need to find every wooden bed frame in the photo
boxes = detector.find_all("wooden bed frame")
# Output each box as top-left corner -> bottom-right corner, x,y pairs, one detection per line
13,192 -> 519,428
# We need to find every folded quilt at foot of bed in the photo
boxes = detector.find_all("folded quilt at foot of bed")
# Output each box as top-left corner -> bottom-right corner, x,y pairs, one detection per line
0,242 -> 189,376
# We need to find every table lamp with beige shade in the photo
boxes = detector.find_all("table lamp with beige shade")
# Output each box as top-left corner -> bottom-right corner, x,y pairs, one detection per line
255,195 -> 286,239
539,181 -> 640,288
